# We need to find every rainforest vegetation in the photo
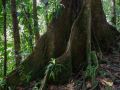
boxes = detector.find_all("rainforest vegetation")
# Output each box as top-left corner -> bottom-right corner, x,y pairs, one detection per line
0,0 -> 120,90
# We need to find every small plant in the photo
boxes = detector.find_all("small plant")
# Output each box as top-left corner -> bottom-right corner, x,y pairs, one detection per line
32,84 -> 39,90
46,58 -> 65,81
39,58 -> 65,90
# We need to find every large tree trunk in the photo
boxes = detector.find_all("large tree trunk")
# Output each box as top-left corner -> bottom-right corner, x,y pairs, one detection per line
6,0 -> 119,88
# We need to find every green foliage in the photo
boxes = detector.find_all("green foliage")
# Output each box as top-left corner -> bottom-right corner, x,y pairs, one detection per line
0,0 -> 2,13
45,58 -> 65,81
0,78 -> 6,88
116,0 -> 120,30
102,0 -> 120,30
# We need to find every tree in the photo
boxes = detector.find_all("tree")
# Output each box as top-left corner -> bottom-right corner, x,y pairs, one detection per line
11,0 -> 21,67
2,0 -> 7,89
2,0 -> 7,77
6,0 -> 119,88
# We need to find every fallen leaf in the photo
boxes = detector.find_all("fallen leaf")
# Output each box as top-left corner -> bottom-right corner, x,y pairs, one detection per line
102,78 -> 113,86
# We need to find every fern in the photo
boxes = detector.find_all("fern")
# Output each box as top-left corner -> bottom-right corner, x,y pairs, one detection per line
39,58 -> 64,90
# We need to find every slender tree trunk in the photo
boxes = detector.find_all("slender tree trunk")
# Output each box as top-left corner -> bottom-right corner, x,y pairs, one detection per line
2,0 -> 7,89
33,0 -> 40,44
111,0 -> 116,25
2,0 -> 7,77
11,0 -> 21,67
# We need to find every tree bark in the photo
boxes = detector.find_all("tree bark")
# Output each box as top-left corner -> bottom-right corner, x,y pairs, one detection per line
2,0 -> 7,77
91,0 -> 118,51
11,0 -> 22,67
6,0 -> 119,88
